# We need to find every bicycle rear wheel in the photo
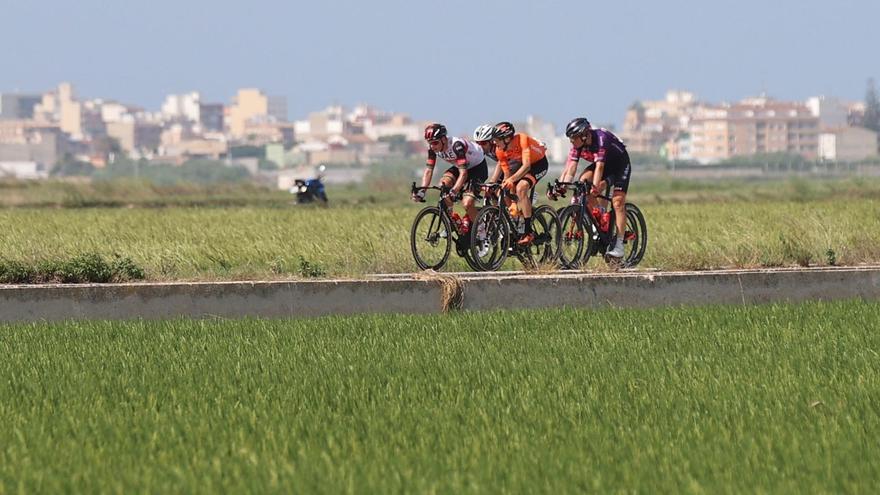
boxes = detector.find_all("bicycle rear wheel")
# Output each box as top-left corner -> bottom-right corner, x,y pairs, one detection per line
470,205 -> 510,271
410,207 -> 452,270
622,203 -> 648,267
557,205 -> 585,269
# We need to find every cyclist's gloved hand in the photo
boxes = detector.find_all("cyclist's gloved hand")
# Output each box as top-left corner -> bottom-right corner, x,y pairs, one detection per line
555,183 -> 567,197
546,188 -> 558,201
412,190 -> 426,203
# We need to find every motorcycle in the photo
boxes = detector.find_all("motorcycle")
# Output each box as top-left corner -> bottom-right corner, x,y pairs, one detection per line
291,165 -> 328,205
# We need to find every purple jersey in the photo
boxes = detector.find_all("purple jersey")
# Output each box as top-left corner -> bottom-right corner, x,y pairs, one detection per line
567,128 -> 629,173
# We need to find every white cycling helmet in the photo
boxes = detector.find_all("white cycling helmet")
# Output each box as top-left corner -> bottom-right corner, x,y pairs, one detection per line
473,124 -> 495,142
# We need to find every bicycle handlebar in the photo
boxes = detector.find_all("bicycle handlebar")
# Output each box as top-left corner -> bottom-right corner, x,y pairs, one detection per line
550,179 -> 611,201
478,182 -> 518,202
411,182 -> 451,194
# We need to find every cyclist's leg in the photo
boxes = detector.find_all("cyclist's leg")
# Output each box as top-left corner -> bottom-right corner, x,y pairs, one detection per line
577,168 -> 596,209
611,161 -> 631,237
529,156 -> 548,203
606,160 -> 631,257
463,160 -> 488,223
517,157 -> 548,242
441,166 -> 458,210
578,165 -> 607,210
515,177 -> 533,220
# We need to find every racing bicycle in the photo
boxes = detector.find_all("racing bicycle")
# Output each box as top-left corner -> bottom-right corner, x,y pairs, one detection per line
553,180 -> 648,269
409,182 -> 480,271
469,182 -> 561,271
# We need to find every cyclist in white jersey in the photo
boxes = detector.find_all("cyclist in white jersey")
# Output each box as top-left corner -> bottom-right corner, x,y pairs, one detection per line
413,123 -> 488,234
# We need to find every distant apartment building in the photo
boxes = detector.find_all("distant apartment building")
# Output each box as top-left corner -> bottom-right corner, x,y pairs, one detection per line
0,93 -> 42,120
228,88 -> 287,138
100,102 -> 132,123
819,126 -> 879,162
296,104 -> 430,164
162,139 -> 228,162
688,97 -> 819,164
267,96 -> 287,122
106,120 -> 162,156
31,82 -> 108,141
55,83 -> 84,138
0,120 -> 70,166
199,103 -> 224,132
238,121 -> 294,147
806,95 -> 852,129
294,105 -> 347,141
620,90 -> 701,155
161,92 -> 225,132
161,92 -> 202,122
361,113 -> 423,142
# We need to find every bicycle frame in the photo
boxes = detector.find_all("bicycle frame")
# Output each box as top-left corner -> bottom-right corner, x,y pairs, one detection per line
553,179 -> 643,266
551,181 -> 647,267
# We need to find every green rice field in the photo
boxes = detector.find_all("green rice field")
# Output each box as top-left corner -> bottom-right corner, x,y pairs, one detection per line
1,177 -> 879,280
2,300 -> 879,492
1,198 -> 878,279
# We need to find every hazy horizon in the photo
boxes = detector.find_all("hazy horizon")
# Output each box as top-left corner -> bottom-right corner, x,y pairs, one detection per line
2,0 -> 878,134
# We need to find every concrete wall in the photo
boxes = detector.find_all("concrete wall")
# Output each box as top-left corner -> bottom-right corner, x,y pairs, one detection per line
1,266 -> 878,323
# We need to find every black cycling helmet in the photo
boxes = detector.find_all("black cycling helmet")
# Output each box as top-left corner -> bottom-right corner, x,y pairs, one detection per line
424,123 -> 447,141
493,121 -> 515,140
565,117 -> 592,138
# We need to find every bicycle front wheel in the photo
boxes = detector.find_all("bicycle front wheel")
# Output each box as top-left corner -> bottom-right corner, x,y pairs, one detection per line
410,207 -> 452,270
557,205 -> 585,269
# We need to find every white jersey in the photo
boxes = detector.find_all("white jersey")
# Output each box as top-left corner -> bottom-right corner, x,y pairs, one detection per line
427,136 -> 485,169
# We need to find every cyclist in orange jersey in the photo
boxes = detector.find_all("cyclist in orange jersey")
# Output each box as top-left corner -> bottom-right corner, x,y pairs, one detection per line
486,121 -> 549,246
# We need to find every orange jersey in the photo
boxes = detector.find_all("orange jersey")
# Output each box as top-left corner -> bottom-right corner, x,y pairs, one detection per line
496,133 -> 547,176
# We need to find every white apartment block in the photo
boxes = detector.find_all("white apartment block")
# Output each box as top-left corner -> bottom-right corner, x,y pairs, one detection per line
162,92 -> 202,122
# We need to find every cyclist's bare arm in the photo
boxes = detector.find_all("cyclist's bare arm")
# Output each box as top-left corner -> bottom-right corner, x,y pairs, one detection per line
421,165 -> 434,189
509,163 -> 531,183
592,161 -> 605,192
452,167 -> 468,193
421,149 -> 439,188
449,142 -> 470,193
488,160 -> 503,183
560,158 -> 579,182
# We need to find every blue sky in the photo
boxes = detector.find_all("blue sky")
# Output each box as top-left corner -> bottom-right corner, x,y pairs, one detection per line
2,0 -> 878,134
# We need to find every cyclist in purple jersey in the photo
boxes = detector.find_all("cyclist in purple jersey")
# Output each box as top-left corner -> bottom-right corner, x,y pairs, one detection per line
553,117 -> 632,257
